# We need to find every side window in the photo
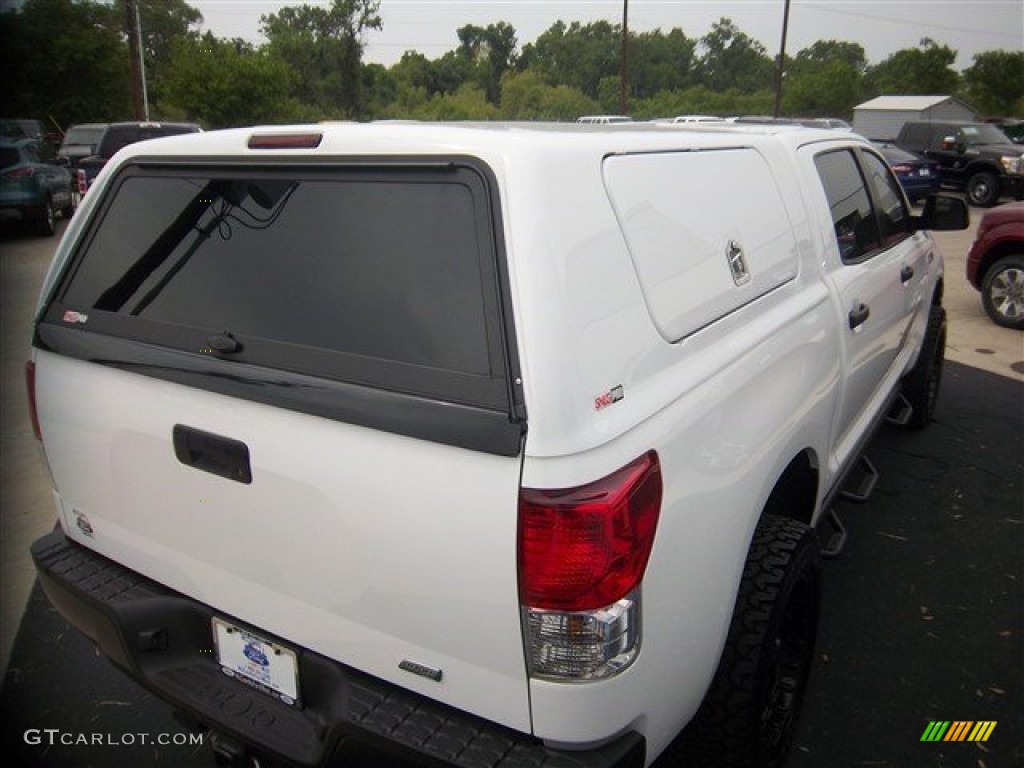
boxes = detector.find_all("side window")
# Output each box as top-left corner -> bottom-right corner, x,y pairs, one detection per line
813,149 -> 880,263
859,150 -> 911,248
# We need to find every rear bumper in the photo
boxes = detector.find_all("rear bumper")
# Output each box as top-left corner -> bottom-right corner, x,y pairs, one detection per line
31,529 -> 645,768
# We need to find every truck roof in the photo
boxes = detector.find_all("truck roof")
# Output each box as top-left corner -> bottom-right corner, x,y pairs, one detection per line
109,120 -> 852,164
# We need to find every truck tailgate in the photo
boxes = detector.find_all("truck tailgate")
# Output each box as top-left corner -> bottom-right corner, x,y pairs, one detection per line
34,349 -> 531,733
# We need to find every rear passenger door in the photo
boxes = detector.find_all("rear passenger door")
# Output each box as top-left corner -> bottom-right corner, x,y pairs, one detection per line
810,146 -> 922,461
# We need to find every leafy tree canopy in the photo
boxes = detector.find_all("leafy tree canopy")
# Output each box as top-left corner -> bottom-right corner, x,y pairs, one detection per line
865,38 -> 959,96
962,50 -> 1024,116
261,0 -> 381,118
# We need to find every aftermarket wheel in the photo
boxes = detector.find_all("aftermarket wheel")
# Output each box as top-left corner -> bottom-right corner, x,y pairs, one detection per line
903,305 -> 947,429
670,516 -> 821,768
966,171 -> 999,207
981,255 -> 1024,330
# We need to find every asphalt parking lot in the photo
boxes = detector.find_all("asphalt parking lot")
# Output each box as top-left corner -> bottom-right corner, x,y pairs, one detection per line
0,210 -> 1021,767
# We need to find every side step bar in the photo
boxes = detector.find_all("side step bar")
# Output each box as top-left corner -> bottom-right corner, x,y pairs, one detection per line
820,508 -> 847,560
839,454 -> 879,503
821,451 -> 882,560
885,393 -> 913,427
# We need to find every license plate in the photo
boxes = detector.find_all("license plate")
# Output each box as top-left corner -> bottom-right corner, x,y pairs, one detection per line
212,618 -> 300,705
919,168 -> 931,177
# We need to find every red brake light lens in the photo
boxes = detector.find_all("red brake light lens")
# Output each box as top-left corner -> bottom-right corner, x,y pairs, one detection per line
4,166 -> 35,179
891,164 -> 913,174
247,133 -> 323,150
26,361 -> 42,441
519,451 -> 662,611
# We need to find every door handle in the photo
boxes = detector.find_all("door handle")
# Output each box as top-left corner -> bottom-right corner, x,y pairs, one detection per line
900,265 -> 914,283
849,302 -> 870,330
173,425 -> 252,484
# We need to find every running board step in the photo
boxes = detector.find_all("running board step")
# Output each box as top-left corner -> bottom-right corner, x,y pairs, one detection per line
886,393 -> 913,427
821,508 -> 847,560
839,454 -> 878,503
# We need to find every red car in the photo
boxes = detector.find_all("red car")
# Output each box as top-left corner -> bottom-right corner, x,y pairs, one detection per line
966,201 -> 1024,329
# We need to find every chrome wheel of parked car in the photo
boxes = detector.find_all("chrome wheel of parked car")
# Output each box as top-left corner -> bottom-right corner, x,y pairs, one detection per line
982,255 -> 1024,329
61,183 -> 79,219
966,171 -> 999,207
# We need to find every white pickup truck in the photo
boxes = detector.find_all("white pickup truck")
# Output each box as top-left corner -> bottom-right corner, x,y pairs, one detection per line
27,122 -> 968,768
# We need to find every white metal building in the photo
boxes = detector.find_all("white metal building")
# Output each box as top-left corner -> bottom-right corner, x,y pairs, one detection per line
852,95 -> 977,140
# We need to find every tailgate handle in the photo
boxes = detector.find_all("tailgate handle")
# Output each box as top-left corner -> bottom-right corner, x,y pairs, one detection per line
173,425 -> 252,484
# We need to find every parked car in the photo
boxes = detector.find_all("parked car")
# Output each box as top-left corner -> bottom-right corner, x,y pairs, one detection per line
0,137 -> 76,235
0,118 -> 48,140
576,115 -> 633,124
671,115 -> 724,123
896,120 -> 1024,207
57,123 -> 109,166
78,121 -> 200,187
966,201 -> 1024,329
872,141 -> 942,203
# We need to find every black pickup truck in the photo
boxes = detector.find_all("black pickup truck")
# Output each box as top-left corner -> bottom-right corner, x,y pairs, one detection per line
896,120 -> 1024,207
78,121 -> 200,188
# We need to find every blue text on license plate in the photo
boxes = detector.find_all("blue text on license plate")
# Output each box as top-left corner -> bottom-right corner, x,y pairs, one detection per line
212,618 -> 299,705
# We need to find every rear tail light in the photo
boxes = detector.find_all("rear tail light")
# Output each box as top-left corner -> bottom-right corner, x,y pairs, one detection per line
76,169 -> 87,196
4,166 -> 35,179
891,164 -> 913,174
26,361 -> 42,441
519,451 -> 662,679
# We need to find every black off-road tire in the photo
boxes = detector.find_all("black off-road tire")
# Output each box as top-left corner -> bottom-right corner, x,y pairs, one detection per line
966,170 -> 999,207
667,515 -> 821,768
981,255 -> 1024,330
903,305 -> 947,429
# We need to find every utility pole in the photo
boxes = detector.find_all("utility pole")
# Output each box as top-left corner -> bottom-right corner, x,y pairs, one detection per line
124,0 -> 150,120
619,0 -> 629,115
772,0 -> 791,118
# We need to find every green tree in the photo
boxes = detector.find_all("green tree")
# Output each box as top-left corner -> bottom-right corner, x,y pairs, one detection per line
406,83 -> 499,121
499,70 -> 596,119
161,33 -> 307,127
138,0 -> 203,112
456,21 -> 517,104
0,0 -> 130,128
783,62 -> 863,118
261,0 -> 381,119
631,85 -> 773,120
962,50 -> 1024,116
864,38 -> 959,96
790,40 -> 867,76
519,20 -> 620,100
698,17 -> 774,93
630,28 -> 698,98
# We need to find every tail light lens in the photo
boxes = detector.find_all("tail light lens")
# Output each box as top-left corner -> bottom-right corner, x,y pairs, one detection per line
891,164 -> 913,175
519,451 -> 662,679
519,451 -> 662,611
4,166 -> 35,179
76,169 -> 87,196
26,361 -> 42,440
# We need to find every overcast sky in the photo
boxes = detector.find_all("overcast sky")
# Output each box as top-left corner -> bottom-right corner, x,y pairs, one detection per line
186,0 -> 1023,69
